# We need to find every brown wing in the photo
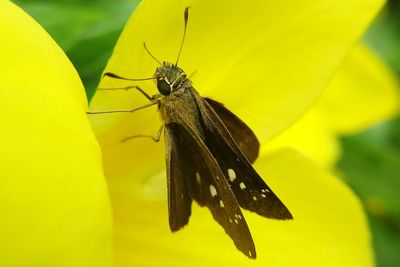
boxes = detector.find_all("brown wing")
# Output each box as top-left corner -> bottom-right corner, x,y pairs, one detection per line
165,124 -> 192,232
205,98 -> 259,163
192,91 -> 293,220
165,122 -> 256,259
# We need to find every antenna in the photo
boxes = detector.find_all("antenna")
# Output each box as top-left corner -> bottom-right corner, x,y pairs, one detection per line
175,7 -> 190,65
143,42 -> 162,65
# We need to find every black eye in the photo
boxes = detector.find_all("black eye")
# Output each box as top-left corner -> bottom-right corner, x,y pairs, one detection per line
157,79 -> 171,95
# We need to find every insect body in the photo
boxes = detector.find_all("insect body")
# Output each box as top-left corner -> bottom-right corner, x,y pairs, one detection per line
89,7 -> 292,259
155,60 -> 292,259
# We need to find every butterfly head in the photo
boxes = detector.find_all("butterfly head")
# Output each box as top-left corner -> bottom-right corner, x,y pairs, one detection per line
155,62 -> 189,95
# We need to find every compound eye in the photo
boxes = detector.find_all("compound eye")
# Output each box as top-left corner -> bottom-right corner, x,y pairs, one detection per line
157,79 -> 171,95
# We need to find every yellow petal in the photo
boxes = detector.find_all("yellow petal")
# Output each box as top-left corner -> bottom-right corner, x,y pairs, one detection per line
113,149 -> 373,266
263,44 -> 399,167
89,0 -> 384,186
263,110 -> 341,168
316,44 -> 400,134
0,2 -> 113,267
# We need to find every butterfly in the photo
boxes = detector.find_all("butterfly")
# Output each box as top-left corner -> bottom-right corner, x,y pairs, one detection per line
89,7 -> 292,259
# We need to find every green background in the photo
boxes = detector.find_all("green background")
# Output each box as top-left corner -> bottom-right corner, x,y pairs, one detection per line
13,0 -> 400,266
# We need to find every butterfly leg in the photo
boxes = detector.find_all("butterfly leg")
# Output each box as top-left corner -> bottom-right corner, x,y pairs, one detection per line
121,124 -> 164,143
87,100 -> 159,115
97,85 -> 154,101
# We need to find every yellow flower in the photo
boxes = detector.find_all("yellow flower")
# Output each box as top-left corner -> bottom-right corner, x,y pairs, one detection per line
0,2 -> 112,267
89,0 -> 395,266
1,0 -> 397,267
266,44 -> 400,167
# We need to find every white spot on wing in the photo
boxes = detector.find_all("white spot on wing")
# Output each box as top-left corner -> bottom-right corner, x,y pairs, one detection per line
234,214 -> 242,220
234,218 -> 239,224
261,188 -> 270,193
209,185 -> 217,197
227,169 -> 236,182
253,196 -> 257,201
239,182 -> 246,190
261,193 -> 267,198
219,200 -> 225,208
196,172 -> 201,184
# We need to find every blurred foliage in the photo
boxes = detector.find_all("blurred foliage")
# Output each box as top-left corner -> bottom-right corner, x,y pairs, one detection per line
13,0 -> 139,99
13,0 -> 400,266
365,0 -> 400,74
339,120 -> 400,267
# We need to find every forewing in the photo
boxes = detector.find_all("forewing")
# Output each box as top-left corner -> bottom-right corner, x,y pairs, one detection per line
165,122 -> 256,259
193,91 -> 293,220
205,98 -> 260,163
165,124 -> 192,232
